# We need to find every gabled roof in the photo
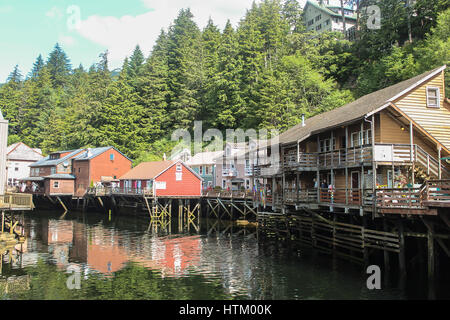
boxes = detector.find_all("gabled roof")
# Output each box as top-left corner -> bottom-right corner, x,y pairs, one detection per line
7,142 -> 43,160
119,161 -> 175,180
119,160 -> 203,181
278,66 -> 447,146
30,149 -> 84,167
186,151 -> 224,166
73,146 -> 132,162
303,0 -> 357,21
30,146 -> 132,167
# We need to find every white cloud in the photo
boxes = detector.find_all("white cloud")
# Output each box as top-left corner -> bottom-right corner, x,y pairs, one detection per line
58,34 -> 76,47
75,0 -> 254,70
45,6 -> 64,20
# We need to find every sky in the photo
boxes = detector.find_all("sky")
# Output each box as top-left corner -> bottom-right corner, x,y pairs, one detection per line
0,0 -> 274,82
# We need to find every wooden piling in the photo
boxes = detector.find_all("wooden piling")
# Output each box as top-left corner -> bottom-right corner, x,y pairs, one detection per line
398,220 -> 406,275
427,222 -> 435,280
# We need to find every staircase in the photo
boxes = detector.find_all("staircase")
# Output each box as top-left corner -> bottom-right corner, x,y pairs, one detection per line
413,145 -> 450,180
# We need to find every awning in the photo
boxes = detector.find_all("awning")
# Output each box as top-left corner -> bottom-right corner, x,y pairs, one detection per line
101,176 -> 119,183
43,174 -> 76,180
19,177 -> 44,182
231,179 -> 245,183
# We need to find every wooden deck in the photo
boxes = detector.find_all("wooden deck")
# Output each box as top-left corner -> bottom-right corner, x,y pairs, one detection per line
0,193 -> 34,211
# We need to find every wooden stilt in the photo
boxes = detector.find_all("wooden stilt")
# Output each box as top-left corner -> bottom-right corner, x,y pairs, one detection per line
398,220 -> 406,275
427,222 -> 435,281
383,219 -> 390,271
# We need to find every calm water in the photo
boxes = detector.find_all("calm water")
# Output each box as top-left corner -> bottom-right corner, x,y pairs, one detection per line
0,211 -> 447,300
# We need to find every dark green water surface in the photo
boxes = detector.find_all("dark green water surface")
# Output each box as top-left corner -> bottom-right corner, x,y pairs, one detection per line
0,211 -> 447,300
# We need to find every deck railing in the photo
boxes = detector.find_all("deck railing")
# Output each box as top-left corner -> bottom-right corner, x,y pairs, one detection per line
283,145 -> 373,170
375,188 -> 423,209
423,179 -> 450,203
0,193 -> 34,210
282,144 -> 450,179
87,187 -> 153,196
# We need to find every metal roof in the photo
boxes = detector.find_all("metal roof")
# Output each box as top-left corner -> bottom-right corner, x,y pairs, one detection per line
29,149 -> 84,167
43,174 -> 76,180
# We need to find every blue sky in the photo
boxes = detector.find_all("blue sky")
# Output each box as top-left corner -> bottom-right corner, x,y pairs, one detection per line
0,0 -> 264,82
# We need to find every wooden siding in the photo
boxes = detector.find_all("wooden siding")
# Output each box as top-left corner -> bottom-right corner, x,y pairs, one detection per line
155,163 -> 201,197
379,110 -> 439,159
394,70 -> 450,151
88,148 -> 132,184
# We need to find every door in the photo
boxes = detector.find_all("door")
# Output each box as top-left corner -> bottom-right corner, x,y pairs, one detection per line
351,171 -> 360,204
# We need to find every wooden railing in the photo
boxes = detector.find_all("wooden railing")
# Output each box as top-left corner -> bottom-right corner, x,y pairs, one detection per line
0,193 -> 34,210
283,145 -> 373,170
319,188 -> 362,205
202,190 -> 255,200
376,188 -> 423,208
87,187 -> 153,196
423,180 -> 450,205
282,144 -> 450,179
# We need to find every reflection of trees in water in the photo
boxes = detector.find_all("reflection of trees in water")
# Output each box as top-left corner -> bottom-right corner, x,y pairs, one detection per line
11,259 -> 241,300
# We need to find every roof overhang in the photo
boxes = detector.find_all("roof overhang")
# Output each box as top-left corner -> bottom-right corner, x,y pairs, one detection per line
365,65 -> 447,119
19,177 -> 44,182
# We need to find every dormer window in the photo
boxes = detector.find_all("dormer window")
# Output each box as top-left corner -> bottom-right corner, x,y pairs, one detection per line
50,153 -> 60,160
426,87 -> 440,108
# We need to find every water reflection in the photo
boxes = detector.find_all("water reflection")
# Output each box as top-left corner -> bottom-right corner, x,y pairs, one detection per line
0,211 -> 446,300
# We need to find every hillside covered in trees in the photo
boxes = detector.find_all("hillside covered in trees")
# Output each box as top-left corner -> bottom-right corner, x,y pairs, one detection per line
1,0 -> 449,163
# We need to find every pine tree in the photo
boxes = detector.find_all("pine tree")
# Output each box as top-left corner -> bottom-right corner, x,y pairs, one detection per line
29,55 -> 45,80
128,45 -> 145,78
166,8 -> 203,129
46,43 -> 72,87
7,65 -> 23,85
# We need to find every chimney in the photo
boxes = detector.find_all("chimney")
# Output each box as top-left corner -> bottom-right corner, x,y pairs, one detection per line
302,114 -> 306,127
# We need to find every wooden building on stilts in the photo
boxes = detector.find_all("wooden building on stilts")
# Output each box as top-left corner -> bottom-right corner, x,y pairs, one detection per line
254,66 -> 450,278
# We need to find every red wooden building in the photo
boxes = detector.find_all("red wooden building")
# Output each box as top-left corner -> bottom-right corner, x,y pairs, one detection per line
119,160 -> 202,197
21,146 -> 132,197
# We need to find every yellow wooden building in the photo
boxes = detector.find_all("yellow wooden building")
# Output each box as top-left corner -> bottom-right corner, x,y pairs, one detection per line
256,65 -> 450,216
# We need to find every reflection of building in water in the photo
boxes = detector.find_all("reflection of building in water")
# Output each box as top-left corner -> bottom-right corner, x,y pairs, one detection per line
46,220 -> 73,269
84,225 -> 202,276
194,233 -> 260,297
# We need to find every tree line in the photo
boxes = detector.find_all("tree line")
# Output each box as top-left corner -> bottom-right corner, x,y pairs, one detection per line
0,0 -> 448,162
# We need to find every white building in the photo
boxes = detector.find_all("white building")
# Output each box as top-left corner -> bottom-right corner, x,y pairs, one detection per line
0,111 -> 7,195
303,0 -> 357,38
6,142 -> 43,187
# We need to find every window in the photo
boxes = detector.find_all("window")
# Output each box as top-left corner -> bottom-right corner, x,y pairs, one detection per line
15,167 -> 18,171
319,138 -> 336,152
222,180 -> 226,188
315,14 -> 321,22
199,166 -> 203,175
245,179 -> 250,190
176,164 -> 182,172
351,129 -> 371,147
426,87 -> 440,108
308,19 -> 314,26
205,166 -> 209,175
53,181 -> 59,188
325,19 -> 330,25
110,153 -> 115,160
51,167 -> 56,175
316,24 -> 322,31
78,168 -> 81,173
